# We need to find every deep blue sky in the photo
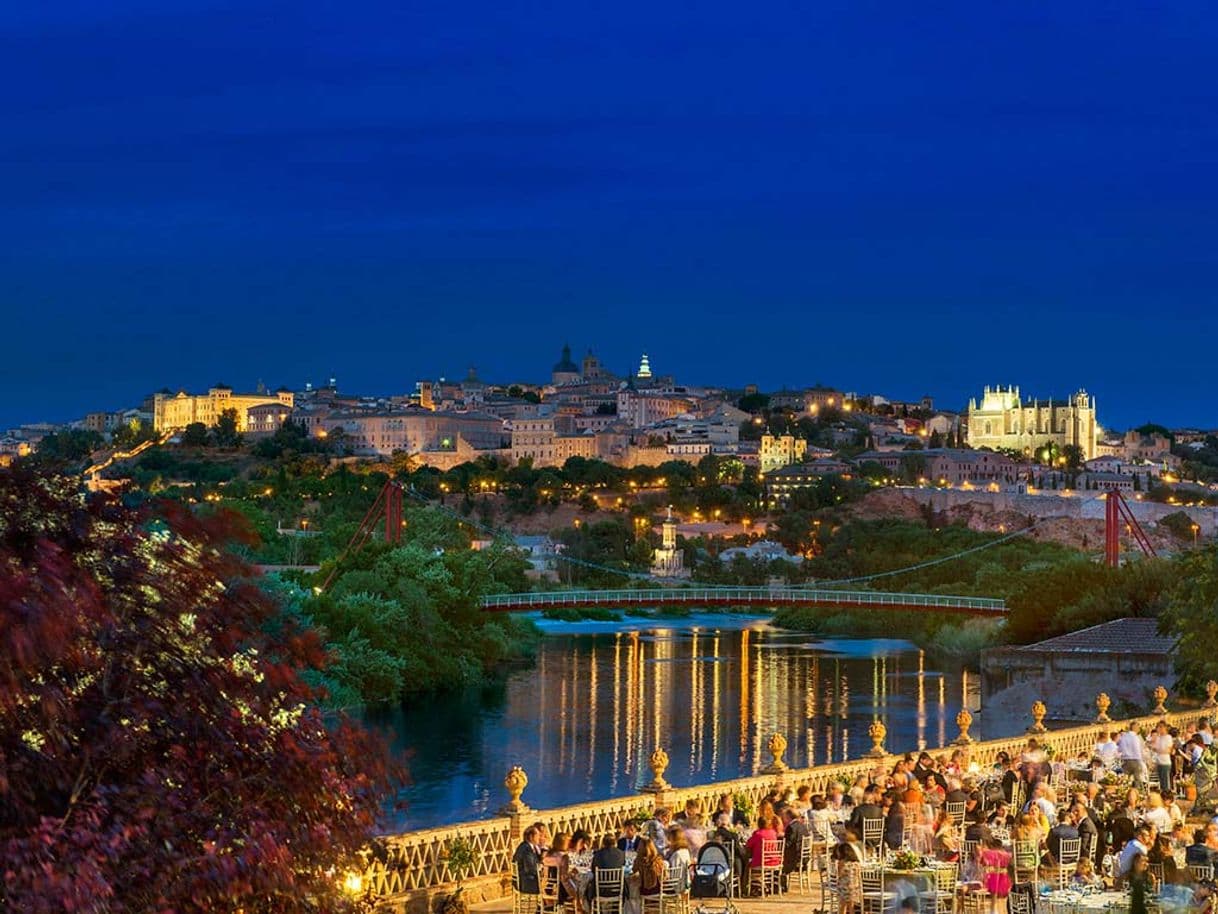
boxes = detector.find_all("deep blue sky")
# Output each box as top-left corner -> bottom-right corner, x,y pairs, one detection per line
3,1 -> 1216,431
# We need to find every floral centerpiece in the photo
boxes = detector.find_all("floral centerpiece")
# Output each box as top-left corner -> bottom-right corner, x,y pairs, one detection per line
892,850 -> 922,872
733,792 -> 756,825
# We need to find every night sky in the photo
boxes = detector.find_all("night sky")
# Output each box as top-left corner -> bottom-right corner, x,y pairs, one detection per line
3,1 -> 1216,431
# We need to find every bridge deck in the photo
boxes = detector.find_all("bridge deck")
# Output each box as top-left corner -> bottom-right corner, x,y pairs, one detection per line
480,586 -> 1005,616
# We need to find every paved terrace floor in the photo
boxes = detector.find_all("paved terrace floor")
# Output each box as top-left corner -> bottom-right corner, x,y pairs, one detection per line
472,888 -> 828,914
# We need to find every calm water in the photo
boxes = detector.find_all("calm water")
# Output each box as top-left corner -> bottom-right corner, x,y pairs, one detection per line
367,615 -> 992,831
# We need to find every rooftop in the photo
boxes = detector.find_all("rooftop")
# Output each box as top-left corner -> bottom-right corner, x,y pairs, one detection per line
1012,617 -> 1176,655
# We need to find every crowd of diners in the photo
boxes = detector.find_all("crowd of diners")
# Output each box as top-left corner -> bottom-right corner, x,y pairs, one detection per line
512,718 -> 1218,913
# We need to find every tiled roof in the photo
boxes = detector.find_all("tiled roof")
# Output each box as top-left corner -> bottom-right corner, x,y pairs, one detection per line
1013,617 -> 1176,655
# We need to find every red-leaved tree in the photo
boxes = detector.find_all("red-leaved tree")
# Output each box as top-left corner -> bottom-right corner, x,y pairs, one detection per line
0,468 -> 391,912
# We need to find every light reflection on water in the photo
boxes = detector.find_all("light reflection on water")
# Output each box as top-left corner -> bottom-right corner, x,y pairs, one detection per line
368,615 -> 986,831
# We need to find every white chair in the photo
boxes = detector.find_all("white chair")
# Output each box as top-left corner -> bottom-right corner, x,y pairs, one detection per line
592,867 -> 625,914
1013,840 -> 1040,890
860,863 -> 897,914
1189,862 -> 1214,883
945,801 -> 967,828
919,863 -> 959,914
1052,837 -> 1081,888
862,818 -> 885,860
512,864 -> 543,914
1009,890 -> 1034,914
819,853 -> 840,914
795,834 -> 817,894
660,863 -> 688,914
748,838 -> 784,898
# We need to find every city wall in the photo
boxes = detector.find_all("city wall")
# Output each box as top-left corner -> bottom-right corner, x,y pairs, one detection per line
363,698 -> 1213,913
904,487 -> 1218,535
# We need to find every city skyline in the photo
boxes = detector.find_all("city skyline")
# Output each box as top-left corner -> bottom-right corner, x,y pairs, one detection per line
0,345 -> 1206,434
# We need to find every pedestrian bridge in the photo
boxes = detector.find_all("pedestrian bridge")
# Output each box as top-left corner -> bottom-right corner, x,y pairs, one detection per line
480,586 -> 1006,616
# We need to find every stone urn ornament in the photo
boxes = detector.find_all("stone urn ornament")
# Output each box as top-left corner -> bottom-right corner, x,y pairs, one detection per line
867,719 -> 887,757
1027,700 -> 1047,733
499,765 -> 529,814
1205,681 -> 1218,710
764,732 -> 789,772
1095,692 -> 1112,723
642,746 -> 670,792
1152,685 -> 1168,716
954,708 -> 974,744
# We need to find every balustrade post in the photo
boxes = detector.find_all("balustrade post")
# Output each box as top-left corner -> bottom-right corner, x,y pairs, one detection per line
1151,685 -> 1168,716
1027,700 -> 1047,734
499,766 -> 530,842
1095,693 -> 1111,723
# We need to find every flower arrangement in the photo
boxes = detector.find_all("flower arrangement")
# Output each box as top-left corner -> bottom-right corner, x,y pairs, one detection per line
1042,744 -> 1057,760
733,792 -> 756,824
892,850 -> 922,871
628,807 -> 653,828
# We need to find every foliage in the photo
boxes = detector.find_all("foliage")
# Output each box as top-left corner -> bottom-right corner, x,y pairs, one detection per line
0,467 -> 391,913
212,407 -> 243,448
1158,511 -> 1198,542
31,428 -> 103,467
180,421 -> 210,447
302,509 -> 540,703
443,836 -> 480,882
733,792 -> 756,823
1158,545 -> 1218,692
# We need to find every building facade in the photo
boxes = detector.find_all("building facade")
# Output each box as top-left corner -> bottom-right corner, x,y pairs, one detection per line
758,433 -> 807,474
153,386 -> 294,433
965,386 -> 1099,460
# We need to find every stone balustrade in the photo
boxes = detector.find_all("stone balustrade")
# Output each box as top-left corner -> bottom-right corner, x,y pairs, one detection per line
365,689 -> 1207,913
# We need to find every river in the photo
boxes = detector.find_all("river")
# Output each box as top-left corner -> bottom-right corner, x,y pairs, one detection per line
367,614 -> 995,831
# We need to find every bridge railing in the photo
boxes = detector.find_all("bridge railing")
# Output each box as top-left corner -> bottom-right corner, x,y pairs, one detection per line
480,586 -> 1006,613
361,693 -> 1208,910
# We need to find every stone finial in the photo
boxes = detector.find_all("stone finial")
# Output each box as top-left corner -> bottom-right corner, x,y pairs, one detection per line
1205,681 -> 1218,710
867,720 -> 887,758
500,765 -> 529,814
1152,685 -> 1168,715
1028,700 -> 1047,733
763,732 -> 789,773
1095,692 -> 1112,723
641,747 -> 670,792
954,708 -> 974,744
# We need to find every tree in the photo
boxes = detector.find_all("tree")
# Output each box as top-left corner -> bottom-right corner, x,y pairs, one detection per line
1160,546 -> 1218,691
1061,444 -> 1085,470
32,428 -> 103,466
180,421 -> 210,448
110,418 -> 156,450
0,468 -> 390,912
212,408 -> 243,448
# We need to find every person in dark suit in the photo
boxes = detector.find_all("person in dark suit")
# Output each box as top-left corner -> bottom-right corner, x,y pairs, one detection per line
781,807 -> 811,890
1072,802 -> 1100,863
617,822 -> 641,852
586,835 -> 627,904
848,786 -> 884,849
513,826 -> 544,894
1045,811 -> 1080,866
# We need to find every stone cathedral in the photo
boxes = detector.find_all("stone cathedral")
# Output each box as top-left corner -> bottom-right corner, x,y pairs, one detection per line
965,385 -> 1100,460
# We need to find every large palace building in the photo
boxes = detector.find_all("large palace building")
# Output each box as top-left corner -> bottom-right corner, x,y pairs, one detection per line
965,385 -> 1099,460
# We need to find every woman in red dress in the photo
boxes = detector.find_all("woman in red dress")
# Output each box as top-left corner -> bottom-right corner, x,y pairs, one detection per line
979,836 -> 1012,914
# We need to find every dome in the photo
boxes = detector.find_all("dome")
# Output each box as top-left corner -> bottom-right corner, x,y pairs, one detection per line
552,343 -> 579,373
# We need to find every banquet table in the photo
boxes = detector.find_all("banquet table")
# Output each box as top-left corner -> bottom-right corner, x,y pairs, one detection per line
1040,889 -> 1137,914
571,851 -> 641,914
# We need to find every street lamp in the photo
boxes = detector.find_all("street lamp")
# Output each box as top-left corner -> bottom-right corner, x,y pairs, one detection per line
1192,522 -> 1201,547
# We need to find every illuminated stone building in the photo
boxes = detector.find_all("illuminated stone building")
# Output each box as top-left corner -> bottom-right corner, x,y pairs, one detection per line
153,385 -> 294,433
965,386 -> 1099,460
758,433 -> 807,473
651,507 -> 687,578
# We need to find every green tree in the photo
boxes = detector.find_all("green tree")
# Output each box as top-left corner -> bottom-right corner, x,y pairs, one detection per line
212,408 -> 243,448
1159,546 -> 1218,690
32,428 -> 103,466
180,422 -> 210,448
